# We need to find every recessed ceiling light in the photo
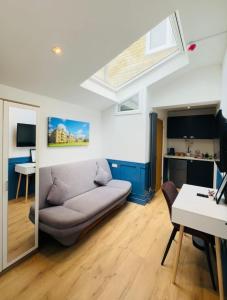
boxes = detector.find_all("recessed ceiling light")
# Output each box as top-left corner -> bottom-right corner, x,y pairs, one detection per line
52,46 -> 62,55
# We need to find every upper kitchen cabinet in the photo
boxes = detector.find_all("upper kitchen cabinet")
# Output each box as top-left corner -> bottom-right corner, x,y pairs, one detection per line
167,116 -> 190,139
167,114 -> 216,139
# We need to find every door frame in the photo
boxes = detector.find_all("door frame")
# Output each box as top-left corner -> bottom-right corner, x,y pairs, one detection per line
2,101 -> 40,269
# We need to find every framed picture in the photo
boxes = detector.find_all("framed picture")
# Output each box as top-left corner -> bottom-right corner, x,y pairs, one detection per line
48,117 -> 90,147
214,173 -> 227,204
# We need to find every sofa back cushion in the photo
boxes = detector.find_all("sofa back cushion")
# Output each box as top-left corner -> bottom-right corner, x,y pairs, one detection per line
94,164 -> 112,186
39,158 -> 112,209
47,178 -> 71,206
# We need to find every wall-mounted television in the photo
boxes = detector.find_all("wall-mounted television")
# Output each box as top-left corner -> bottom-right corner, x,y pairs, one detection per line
214,110 -> 227,172
16,123 -> 36,147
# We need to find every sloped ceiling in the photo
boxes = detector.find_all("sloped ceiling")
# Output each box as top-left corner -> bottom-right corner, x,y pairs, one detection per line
0,0 -> 226,110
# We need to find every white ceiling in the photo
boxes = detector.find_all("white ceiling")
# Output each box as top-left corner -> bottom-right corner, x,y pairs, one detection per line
0,0 -> 226,110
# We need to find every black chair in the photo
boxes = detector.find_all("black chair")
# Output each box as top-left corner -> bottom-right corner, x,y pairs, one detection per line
161,181 -> 216,290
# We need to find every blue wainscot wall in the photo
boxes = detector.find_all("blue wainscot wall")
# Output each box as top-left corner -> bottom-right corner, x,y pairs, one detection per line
8,157 -> 35,200
107,159 -> 153,205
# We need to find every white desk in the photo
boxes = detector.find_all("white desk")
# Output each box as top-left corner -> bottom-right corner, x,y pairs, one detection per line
172,184 -> 227,300
15,163 -> 36,201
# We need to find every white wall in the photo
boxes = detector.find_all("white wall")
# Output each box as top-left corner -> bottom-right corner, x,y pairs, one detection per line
221,50 -> 227,117
0,84 -> 103,167
102,106 -> 147,163
148,65 -> 221,109
102,89 -> 148,163
102,96 -> 168,164
9,107 -> 36,158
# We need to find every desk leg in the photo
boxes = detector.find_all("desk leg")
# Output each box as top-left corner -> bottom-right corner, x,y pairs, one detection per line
25,175 -> 29,202
215,237 -> 224,300
172,225 -> 184,284
16,173 -> 22,200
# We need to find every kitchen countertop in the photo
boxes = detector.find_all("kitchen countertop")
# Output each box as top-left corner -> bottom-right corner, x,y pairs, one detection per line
164,155 -> 215,162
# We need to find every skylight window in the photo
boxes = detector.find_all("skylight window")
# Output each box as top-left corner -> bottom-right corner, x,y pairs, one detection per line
92,14 -> 181,90
81,12 -> 187,101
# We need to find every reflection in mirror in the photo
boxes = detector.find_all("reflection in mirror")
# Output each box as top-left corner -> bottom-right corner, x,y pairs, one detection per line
8,106 -> 36,263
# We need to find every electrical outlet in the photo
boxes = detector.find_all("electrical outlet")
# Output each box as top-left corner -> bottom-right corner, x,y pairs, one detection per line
112,163 -> 118,168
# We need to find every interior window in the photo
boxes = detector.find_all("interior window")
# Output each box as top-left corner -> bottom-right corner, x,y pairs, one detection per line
118,94 -> 140,112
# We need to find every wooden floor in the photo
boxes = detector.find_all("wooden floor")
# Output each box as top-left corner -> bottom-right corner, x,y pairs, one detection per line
8,197 -> 35,262
0,191 -> 219,300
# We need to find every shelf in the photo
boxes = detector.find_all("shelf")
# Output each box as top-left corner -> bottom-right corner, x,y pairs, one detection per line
164,155 -> 214,163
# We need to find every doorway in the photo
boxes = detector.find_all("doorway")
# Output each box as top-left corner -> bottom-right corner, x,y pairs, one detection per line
155,119 -> 163,191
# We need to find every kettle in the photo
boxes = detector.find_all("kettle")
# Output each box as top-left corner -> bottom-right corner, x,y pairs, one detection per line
168,148 -> 175,156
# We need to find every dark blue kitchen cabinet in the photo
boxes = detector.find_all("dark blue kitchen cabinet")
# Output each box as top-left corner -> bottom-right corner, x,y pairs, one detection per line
167,114 -> 216,139
187,160 -> 214,188
165,158 -> 214,188
167,116 -> 189,139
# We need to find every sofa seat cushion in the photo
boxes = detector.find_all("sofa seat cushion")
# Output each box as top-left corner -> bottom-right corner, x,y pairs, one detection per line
39,206 -> 86,229
106,180 -> 132,193
64,186 -> 127,220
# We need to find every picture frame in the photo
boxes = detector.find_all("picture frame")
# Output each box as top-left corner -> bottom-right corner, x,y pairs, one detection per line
48,117 -> 90,147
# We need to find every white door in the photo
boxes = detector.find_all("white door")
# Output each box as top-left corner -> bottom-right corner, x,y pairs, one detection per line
2,101 -> 39,269
0,99 -> 3,272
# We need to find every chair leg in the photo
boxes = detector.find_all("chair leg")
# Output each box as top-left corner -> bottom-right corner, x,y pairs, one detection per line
204,242 -> 216,291
161,227 -> 177,266
172,225 -> 184,284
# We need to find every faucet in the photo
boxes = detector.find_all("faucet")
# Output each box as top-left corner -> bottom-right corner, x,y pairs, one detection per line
185,139 -> 193,155
187,145 -> 190,154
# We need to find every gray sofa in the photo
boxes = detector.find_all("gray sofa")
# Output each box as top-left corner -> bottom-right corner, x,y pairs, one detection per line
30,158 -> 131,246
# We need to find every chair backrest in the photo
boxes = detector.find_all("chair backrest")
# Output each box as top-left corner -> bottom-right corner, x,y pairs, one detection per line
161,181 -> 178,219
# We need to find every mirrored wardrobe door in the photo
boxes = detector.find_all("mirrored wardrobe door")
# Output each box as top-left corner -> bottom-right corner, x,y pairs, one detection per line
2,101 -> 39,268
0,99 -> 3,272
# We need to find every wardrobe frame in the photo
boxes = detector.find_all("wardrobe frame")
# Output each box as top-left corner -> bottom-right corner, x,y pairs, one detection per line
0,98 -> 40,270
